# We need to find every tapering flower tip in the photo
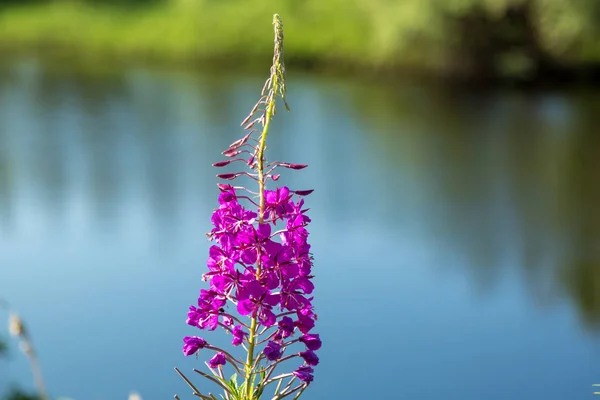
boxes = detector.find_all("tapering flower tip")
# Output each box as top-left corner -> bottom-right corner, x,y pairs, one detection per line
263,341 -> 282,361
183,336 -> 208,356
299,334 -> 322,351
208,352 -> 227,368
299,350 -> 320,366
247,155 -> 255,166
293,366 -> 314,383
222,149 -> 241,157
271,174 -> 281,181
280,163 -> 308,170
213,160 -> 232,167
217,183 -> 234,192
217,173 -> 241,180
293,189 -> 314,196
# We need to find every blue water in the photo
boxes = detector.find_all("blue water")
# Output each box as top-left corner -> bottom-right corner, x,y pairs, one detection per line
1,59 -> 600,399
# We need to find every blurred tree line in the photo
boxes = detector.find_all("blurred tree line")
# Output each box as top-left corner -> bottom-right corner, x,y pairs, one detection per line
355,0 -> 600,80
1,0 -> 599,81
0,0 -> 158,5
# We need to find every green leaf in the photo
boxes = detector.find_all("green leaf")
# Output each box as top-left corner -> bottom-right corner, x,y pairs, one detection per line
221,373 -> 242,399
229,373 -> 239,390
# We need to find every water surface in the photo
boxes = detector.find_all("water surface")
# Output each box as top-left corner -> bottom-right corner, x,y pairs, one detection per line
0,59 -> 599,399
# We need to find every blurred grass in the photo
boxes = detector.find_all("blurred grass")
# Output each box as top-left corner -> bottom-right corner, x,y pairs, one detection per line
0,1 -> 372,71
0,0 -> 599,80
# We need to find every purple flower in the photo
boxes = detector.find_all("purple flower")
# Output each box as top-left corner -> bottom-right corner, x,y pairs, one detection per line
210,201 -> 257,251
206,245 -> 237,276
211,269 -> 248,296
181,54 -> 323,388
208,352 -> 227,368
263,341 -> 282,361
237,223 -> 272,264
295,308 -> 316,334
280,280 -> 312,311
264,187 -> 293,220
278,316 -> 295,338
231,325 -> 248,346
187,290 -> 226,331
182,336 -> 207,356
299,350 -> 319,366
292,244 -> 313,277
218,188 -> 237,204
237,280 -> 280,326
299,334 -> 322,351
293,365 -> 314,383
262,241 -> 298,280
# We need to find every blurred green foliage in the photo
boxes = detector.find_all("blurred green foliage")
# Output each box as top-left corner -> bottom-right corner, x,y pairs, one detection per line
2,389 -> 39,400
0,340 -> 39,400
0,0 -> 598,80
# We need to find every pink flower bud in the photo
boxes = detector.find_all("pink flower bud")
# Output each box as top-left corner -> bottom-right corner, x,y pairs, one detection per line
217,173 -> 240,180
279,163 -> 308,170
213,160 -> 232,167
229,132 -> 252,148
293,189 -> 314,196
222,149 -> 241,157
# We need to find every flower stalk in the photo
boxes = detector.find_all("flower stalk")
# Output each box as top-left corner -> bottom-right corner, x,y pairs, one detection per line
176,14 -> 320,400
1,298 -> 49,400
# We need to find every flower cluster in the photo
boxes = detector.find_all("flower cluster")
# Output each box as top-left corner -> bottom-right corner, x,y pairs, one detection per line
184,185 -> 320,380
177,14 -> 320,400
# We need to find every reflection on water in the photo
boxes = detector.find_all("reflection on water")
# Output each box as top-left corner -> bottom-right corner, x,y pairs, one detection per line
0,58 -> 599,399
353,83 -> 600,323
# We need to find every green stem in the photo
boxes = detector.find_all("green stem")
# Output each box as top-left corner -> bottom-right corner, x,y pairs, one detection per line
245,75 -> 278,400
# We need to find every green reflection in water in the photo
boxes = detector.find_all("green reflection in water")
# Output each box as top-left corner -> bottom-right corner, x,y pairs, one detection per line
0,57 -> 599,332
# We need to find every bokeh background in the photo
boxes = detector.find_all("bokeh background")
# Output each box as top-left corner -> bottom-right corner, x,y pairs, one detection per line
1,1 -> 600,399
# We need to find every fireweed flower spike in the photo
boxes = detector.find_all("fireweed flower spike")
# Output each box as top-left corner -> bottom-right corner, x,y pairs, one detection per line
175,14 -> 320,400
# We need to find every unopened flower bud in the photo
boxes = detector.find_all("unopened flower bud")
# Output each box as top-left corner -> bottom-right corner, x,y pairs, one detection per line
222,149 -> 241,157
294,189 -> 314,196
243,120 -> 256,130
229,132 -> 252,148
213,160 -> 232,167
217,173 -> 240,180
280,163 -> 308,170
